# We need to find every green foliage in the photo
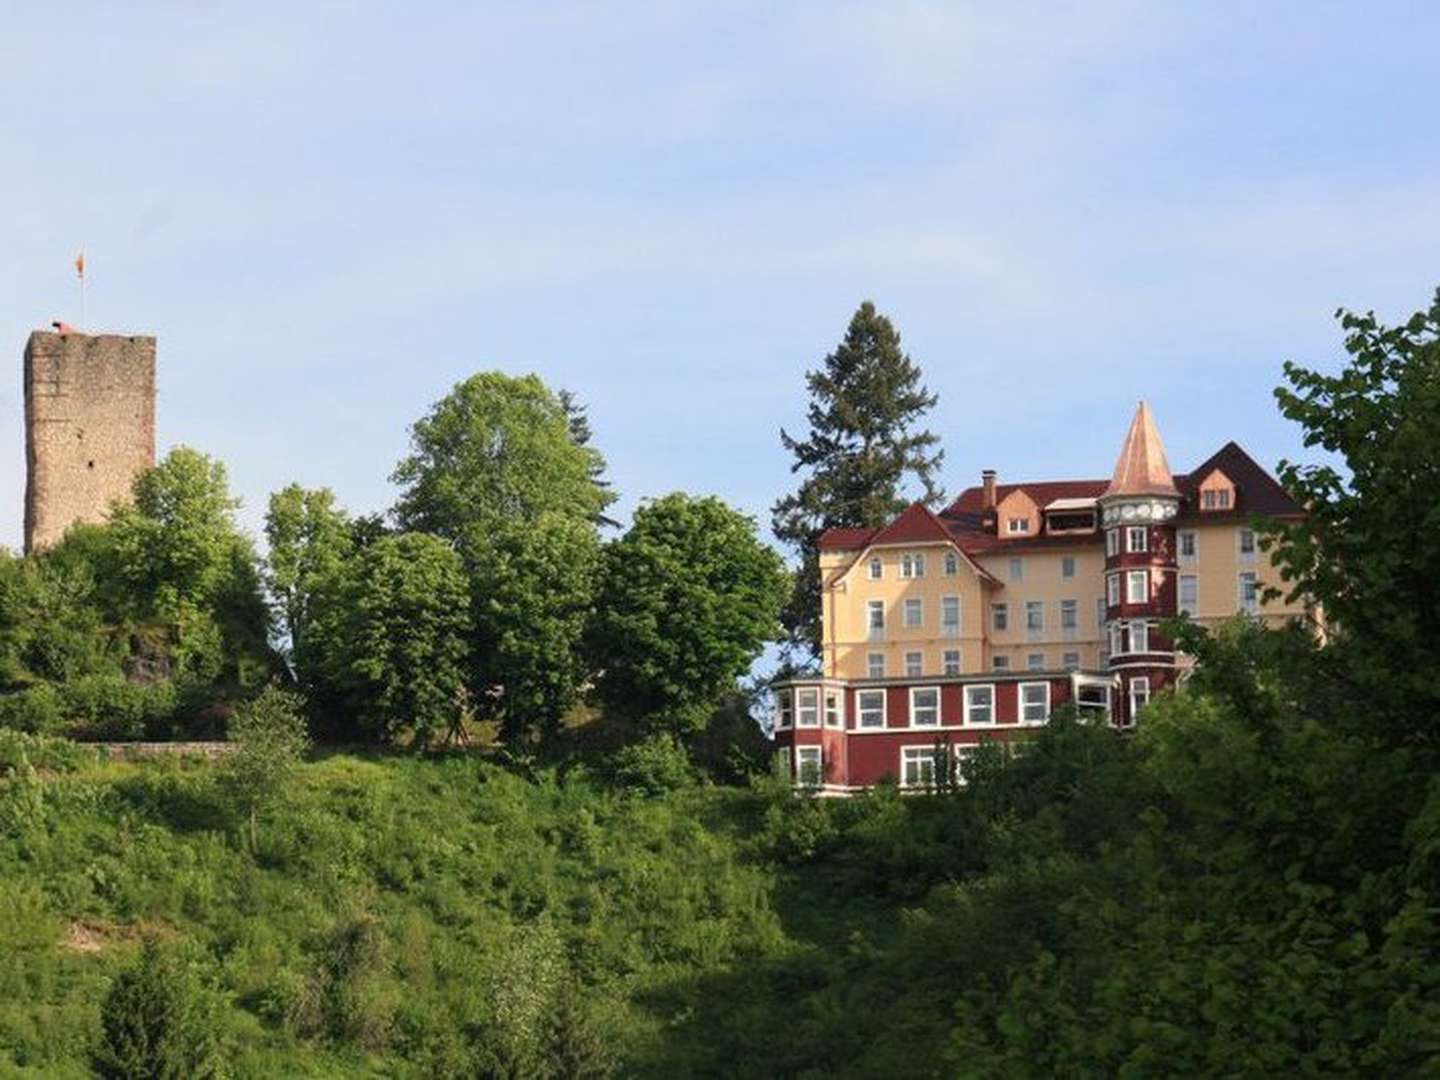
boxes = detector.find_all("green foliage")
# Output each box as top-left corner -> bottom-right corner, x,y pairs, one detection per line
324,533 -> 471,744
0,728 -> 92,772
590,493 -> 787,736
263,484 -> 354,665
0,546 -> 114,685
92,938 -> 226,1079
220,687 -> 310,851
771,301 -> 945,659
608,733 -> 695,797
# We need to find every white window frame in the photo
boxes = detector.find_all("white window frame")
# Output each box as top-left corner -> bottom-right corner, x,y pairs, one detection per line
794,746 -> 823,787
1178,530 -> 1197,563
1027,653 -> 1045,672
1108,623 -> 1123,656
1019,681 -> 1050,725
1130,620 -> 1149,654
1008,557 -> 1023,582
867,652 -> 885,679
943,649 -> 961,676
1025,600 -> 1044,632
909,686 -> 940,727
776,690 -> 793,729
1061,555 -> 1076,579
900,745 -> 938,789
868,557 -> 883,580
1096,596 -> 1106,628
1106,529 -> 1121,557
905,651 -> 923,677
1127,526 -> 1148,554
943,551 -> 959,576
1106,573 -> 1121,606
824,690 -> 843,729
901,552 -> 925,579
992,603 -> 1008,631
1238,571 -> 1259,614
941,595 -> 961,638
964,684 -> 996,726
1126,569 -> 1148,604
1238,528 -> 1257,563
1129,676 -> 1151,720
1060,599 -> 1078,630
1007,517 -> 1030,534
904,598 -> 924,628
1179,574 -> 1198,617
857,689 -> 886,729
868,599 -> 885,639
796,687 -> 820,728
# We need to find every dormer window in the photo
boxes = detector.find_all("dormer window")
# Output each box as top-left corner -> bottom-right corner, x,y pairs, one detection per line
1202,489 -> 1231,510
1007,517 -> 1030,534
901,553 -> 925,578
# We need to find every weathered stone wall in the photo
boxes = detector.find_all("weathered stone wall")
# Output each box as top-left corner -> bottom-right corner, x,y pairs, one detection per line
24,331 -> 156,553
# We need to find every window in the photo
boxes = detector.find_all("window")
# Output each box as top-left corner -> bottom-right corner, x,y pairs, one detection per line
909,687 -> 940,727
943,649 -> 961,676
824,691 -> 842,728
867,652 -> 885,679
944,551 -> 959,576
1106,529 -> 1121,557
1063,651 -> 1080,671
1180,574 -> 1198,616
857,689 -> 886,729
992,655 -> 1010,671
1130,620 -> 1149,654
1179,531 -> 1197,562
1129,676 -> 1151,720
992,603 -> 1008,631
1239,572 -> 1259,613
1126,570 -> 1148,604
955,744 -> 977,785
1077,682 -> 1110,717
901,552 -> 925,578
1096,597 -> 1106,628
868,557 -> 883,580
1203,489 -> 1232,510
1007,517 -> 1030,534
904,598 -> 923,628
1027,653 -> 1045,671
1020,682 -> 1050,724
1109,623 -> 1123,656
1127,526 -> 1148,554
1061,599 -> 1078,630
868,599 -> 885,639
1025,601 -> 1043,631
776,690 -> 792,729
796,688 -> 820,727
1107,573 -> 1121,606
1062,555 -> 1076,579
900,746 -> 937,789
941,596 -> 961,637
795,746 -> 822,786
1008,557 -> 1023,582
905,651 -> 923,677
1238,529 -> 1256,562
964,684 -> 995,724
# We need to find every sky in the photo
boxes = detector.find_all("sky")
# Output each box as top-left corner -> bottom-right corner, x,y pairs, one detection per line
1,2 -> 1437,551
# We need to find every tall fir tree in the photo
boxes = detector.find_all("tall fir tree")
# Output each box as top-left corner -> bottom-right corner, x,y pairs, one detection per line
771,301 -> 945,662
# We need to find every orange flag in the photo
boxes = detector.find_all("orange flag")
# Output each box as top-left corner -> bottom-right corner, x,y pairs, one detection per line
75,251 -> 85,279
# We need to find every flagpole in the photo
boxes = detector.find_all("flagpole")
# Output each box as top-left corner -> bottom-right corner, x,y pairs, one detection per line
76,250 -> 86,330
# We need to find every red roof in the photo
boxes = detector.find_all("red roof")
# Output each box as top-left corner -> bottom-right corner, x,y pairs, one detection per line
946,479 -> 1107,515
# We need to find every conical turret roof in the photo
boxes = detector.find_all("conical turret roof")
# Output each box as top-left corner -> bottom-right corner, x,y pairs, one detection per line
1103,401 -> 1180,499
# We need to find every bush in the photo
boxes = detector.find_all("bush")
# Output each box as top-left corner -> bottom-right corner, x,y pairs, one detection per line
60,676 -> 179,740
0,683 -> 65,734
92,938 -> 226,1079
608,733 -> 694,797
0,728 -> 92,773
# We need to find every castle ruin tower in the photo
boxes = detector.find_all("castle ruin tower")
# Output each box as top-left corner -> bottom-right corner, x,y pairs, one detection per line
23,328 -> 156,554
1098,401 -> 1181,728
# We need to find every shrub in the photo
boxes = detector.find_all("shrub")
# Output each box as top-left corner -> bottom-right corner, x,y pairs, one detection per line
0,728 -> 92,773
0,683 -> 64,734
60,676 -> 179,740
608,733 -> 694,797
92,938 -> 226,1079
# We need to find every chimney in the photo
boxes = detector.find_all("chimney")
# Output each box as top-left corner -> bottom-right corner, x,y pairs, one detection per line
981,469 -> 997,510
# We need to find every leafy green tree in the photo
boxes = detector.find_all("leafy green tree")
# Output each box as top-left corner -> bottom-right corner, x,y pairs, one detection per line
263,485 -> 354,669
1263,289 -> 1440,739
392,373 -> 612,740
469,514 -> 601,743
221,687 -> 310,852
591,494 -> 788,737
328,533 -> 471,745
392,372 -> 611,540
0,548 -> 113,685
772,301 -> 945,661
92,938 -> 226,1079
559,388 -> 620,528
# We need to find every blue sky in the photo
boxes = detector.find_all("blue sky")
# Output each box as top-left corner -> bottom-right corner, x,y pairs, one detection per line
2,3 -> 1437,550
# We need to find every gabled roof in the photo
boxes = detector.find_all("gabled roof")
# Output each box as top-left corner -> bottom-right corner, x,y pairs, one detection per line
1176,441 -> 1303,518
816,503 -> 1000,584
1103,400 -> 1180,499
946,479 -> 1108,515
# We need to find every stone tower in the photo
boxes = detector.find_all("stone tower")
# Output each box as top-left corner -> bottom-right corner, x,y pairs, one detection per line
1098,401 -> 1180,728
24,329 -> 156,553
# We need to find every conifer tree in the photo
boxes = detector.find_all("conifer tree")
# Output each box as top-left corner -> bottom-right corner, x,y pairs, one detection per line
772,301 -> 945,661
